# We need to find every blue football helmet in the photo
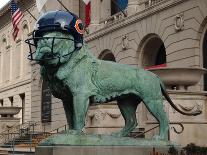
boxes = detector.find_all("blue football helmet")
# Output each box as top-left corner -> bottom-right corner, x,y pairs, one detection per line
25,10 -> 84,61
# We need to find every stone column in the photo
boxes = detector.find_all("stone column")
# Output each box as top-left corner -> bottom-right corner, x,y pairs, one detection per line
127,0 -> 139,16
72,0 -> 79,16
100,0 -> 110,21
13,95 -> 23,123
89,0 -> 101,32
13,95 -> 21,107
3,98 -> 10,107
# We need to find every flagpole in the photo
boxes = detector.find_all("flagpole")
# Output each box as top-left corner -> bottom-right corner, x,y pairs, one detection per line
56,0 -> 70,12
111,0 -> 127,17
20,0 -> 37,21
26,10 -> 37,21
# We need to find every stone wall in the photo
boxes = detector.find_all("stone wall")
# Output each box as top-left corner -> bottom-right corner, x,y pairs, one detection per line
84,0 -> 207,146
0,0 -> 37,125
86,0 -> 207,69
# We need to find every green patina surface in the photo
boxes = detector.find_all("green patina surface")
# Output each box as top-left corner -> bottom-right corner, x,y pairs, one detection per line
34,31 -> 200,144
40,130 -> 178,147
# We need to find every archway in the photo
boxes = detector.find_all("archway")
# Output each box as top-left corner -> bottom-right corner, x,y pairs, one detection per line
140,34 -> 166,68
98,50 -> 116,62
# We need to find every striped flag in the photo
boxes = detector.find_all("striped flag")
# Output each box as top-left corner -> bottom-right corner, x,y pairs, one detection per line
11,0 -> 24,41
85,2 -> 91,27
83,0 -> 90,5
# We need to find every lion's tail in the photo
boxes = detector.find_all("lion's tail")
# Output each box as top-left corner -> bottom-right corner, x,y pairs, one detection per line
160,80 -> 202,116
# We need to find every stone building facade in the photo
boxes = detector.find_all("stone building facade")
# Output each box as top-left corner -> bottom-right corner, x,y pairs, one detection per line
0,0 -> 36,131
83,0 -> 207,146
0,0 -> 207,147
0,0 -> 82,133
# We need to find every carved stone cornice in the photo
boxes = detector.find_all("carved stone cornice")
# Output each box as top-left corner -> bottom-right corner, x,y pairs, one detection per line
85,0 -> 189,42
86,104 -> 123,128
146,121 -> 207,124
0,78 -> 31,93
167,90 -> 207,97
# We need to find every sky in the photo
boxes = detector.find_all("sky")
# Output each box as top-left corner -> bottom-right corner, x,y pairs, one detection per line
0,0 -> 10,9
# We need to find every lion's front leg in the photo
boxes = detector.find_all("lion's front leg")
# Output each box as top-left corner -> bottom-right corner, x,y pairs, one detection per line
62,100 -> 74,130
72,93 -> 90,132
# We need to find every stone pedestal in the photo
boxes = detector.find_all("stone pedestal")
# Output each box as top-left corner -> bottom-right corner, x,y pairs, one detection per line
35,131 -> 181,155
144,90 -> 207,146
85,104 -> 124,134
0,117 -> 20,144
0,117 -> 20,133
0,107 -> 21,134
167,91 -> 207,146
36,145 -> 178,155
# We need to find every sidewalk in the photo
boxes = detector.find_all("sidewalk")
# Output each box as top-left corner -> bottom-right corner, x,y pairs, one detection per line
0,147 -> 35,155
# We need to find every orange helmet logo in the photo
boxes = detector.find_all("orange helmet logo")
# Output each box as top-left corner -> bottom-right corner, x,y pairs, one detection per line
75,19 -> 84,35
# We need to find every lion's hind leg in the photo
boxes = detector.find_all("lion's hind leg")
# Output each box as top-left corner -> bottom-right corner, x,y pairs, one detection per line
112,95 -> 140,137
143,98 -> 169,140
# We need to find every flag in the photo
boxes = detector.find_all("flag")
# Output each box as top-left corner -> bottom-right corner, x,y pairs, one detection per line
83,0 -> 90,5
11,0 -> 24,41
117,0 -> 128,10
85,2 -> 91,27
36,0 -> 48,13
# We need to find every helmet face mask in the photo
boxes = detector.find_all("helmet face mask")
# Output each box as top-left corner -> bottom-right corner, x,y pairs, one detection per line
26,33 -> 76,60
25,10 -> 84,63
26,31 -> 76,66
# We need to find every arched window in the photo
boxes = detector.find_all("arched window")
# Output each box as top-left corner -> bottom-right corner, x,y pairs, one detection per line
98,50 -> 116,62
111,0 -> 128,16
140,34 -> 166,68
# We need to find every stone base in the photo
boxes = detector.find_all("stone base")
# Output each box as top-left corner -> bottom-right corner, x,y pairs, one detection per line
36,145 -> 180,155
35,131 -> 182,155
0,117 -> 20,133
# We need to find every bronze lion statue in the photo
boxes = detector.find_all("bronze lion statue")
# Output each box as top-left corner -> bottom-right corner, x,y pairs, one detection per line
26,11 -> 201,140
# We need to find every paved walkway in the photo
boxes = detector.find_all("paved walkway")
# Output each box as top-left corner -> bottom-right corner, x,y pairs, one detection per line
0,147 -> 35,155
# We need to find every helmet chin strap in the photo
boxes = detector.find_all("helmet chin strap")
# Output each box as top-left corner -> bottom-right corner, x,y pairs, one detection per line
76,43 -> 83,48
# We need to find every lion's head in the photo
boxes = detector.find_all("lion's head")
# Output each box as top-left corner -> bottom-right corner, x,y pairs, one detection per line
25,10 -> 84,67
35,31 -> 75,67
